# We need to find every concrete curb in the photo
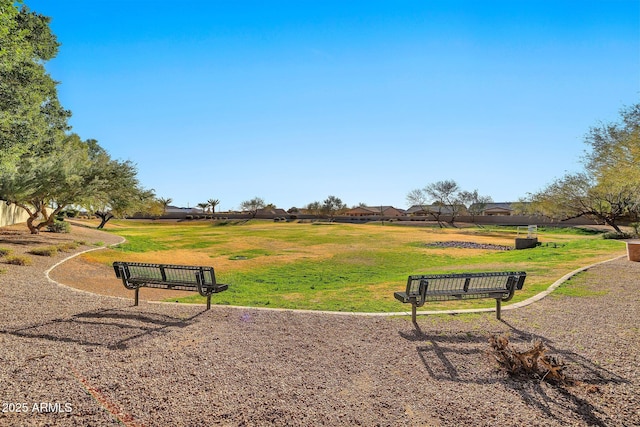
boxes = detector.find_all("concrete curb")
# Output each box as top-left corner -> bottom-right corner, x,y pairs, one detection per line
45,233 -> 130,303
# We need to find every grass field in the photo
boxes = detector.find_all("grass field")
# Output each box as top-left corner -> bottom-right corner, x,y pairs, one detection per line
82,219 -> 626,312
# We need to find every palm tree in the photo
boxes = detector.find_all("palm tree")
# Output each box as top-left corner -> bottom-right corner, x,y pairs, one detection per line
157,197 -> 172,215
207,198 -> 220,213
197,202 -> 209,214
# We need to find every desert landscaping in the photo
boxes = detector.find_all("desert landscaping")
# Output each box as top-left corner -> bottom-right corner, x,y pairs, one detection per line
0,223 -> 638,426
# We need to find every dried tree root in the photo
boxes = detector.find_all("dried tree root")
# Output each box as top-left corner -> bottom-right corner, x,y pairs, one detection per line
488,334 -> 572,385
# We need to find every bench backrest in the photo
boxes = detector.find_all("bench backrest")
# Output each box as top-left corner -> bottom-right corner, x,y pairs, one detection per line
113,262 -> 217,286
405,271 -> 526,305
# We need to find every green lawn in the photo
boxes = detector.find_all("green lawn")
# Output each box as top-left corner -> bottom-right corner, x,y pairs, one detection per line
85,220 -> 626,312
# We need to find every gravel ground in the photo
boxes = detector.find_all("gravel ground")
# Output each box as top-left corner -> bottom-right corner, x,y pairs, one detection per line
0,224 -> 638,426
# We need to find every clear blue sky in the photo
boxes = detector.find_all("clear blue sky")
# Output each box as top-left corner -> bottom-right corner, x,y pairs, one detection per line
27,0 -> 640,211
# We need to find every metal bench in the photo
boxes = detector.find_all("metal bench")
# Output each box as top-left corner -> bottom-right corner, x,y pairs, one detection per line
394,271 -> 526,322
113,261 -> 229,309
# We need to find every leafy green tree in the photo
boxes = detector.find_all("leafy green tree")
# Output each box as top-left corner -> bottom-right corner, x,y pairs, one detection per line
0,135 -> 150,233
80,149 -> 156,229
146,199 -> 166,220
305,201 -> 322,217
0,1 -> 70,171
1,134 -> 89,233
526,104 -> 640,232
322,195 -> 346,218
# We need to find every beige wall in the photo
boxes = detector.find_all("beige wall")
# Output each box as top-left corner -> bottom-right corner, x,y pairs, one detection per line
0,201 -> 30,227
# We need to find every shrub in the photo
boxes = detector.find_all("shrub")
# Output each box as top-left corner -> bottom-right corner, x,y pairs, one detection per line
47,220 -> 70,233
56,242 -> 81,252
602,231 -> 633,240
631,222 -> 640,237
29,246 -> 58,257
5,255 -> 33,266
0,248 -> 12,257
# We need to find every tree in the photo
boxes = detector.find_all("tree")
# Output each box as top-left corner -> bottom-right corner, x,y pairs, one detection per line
240,197 -> 265,218
197,202 -> 209,213
526,104 -> 640,232
406,189 -> 428,211
322,195 -> 346,219
459,189 -> 493,221
207,198 -> 220,213
80,147 -> 155,229
144,199 -> 166,220
157,197 -> 172,215
425,179 -> 462,224
528,172 -> 637,233
0,2 -> 70,171
407,180 -> 462,226
0,3 -> 153,232
305,201 -> 322,217
0,135 -> 129,233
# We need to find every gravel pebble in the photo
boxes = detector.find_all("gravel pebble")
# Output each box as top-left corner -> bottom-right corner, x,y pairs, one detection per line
0,224 -> 638,426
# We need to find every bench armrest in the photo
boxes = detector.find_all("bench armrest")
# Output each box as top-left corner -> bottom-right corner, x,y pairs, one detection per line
394,291 -> 410,303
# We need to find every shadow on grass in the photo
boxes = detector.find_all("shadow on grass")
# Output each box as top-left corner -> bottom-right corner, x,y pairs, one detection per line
0,307 -> 205,350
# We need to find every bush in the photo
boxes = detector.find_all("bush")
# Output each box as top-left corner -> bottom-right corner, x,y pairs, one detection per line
56,242 -> 81,252
631,222 -> 640,237
5,255 -> 33,266
602,231 -> 633,240
0,248 -> 12,257
28,246 -> 58,257
47,220 -> 70,233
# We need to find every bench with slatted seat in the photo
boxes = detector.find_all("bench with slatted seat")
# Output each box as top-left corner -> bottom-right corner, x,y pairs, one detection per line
394,271 -> 526,322
113,261 -> 229,309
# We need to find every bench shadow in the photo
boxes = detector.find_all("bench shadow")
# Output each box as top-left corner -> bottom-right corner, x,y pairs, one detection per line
399,320 -> 629,427
1,308 -> 205,350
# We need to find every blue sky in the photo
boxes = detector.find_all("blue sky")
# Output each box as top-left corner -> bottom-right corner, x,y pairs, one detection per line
27,0 -> 639,211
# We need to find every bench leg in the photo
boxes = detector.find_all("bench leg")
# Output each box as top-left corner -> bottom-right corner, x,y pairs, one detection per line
207,295 -> 211,310
134,288 -> 139,306
495,298 -> 501,320
412,303 -> 417,323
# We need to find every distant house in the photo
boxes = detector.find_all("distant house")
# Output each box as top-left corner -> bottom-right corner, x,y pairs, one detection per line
406,204 -> 457,216
255,207 -> 289,217
344,206 -> 405,217
469,202 -> 514,216
165,205 -> 203,214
